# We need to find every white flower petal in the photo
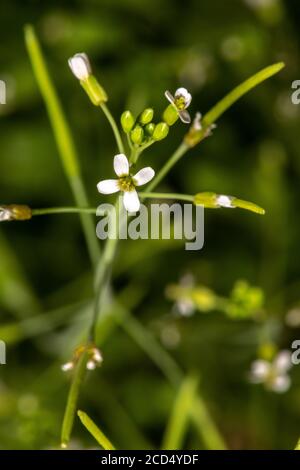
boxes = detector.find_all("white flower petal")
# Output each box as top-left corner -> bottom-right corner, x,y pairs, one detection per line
175,87 -> 192,108
0,208 -> 12,221
133,167 -> 155,186
61,362 -> 74,372
123,190 -> 140,213
270,374 -> 291,393
176,299 -> 195,317
86,360 -> 97,370
273,350 -> 292,373
165,90 -> 175,105
178,109 -> 191,124
68,53 -> 91,80
250,360 -> 270,382
97,179 -> 120,194
114,154 -> 129,177
92,348 -> 103,364
216,195 -> 234,208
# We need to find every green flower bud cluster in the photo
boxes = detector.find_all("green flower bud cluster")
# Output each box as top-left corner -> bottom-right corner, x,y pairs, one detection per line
225,280 -> 265,319
120,108 -> 169,147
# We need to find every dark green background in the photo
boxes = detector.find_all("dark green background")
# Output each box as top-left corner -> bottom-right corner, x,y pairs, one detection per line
0,0 -> 300,449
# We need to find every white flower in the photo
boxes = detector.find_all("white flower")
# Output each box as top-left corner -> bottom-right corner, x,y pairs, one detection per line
97,154 -> 155,213
249,350 -> 292,393
0,207 -> 13,222
172,274 -> 196,317
68,53 -> 91,80
165,87 -> 192,123
61,361 -> 74,372
216,195 -> 234,208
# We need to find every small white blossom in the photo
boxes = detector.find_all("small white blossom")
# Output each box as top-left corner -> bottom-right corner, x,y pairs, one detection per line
165,87 -> 192,123
97,154 -> 155,213
249,350 -> 292,393
68,53 -> 91,80
0,207 -> 13,222
173,274 -> 196,317
216,195 -> 234,208
61,361 -> 74,372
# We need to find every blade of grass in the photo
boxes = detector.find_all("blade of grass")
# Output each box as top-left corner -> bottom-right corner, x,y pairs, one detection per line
162,375 -> 198,450
295,438 -> 300,450
78,410 -> 115,450
24,25 -> 100,267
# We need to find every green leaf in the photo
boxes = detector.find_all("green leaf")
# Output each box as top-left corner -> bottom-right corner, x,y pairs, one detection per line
78,410 -> 116,450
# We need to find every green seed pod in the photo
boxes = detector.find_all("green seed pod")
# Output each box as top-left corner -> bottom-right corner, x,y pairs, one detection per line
130,125 -> 144,145
145,123 -> 155,136
153,122 -> 169,141
80,75 -> 108,105
163,104 -> 179,126
139,108 -> 154,125
121,111 -> 135,133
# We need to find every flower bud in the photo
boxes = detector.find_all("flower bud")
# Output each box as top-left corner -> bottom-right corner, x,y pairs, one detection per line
0,205 -> 32,222
130,125 -> 144,145
153,122 -> 169,141
139,108 -> 154,125
121,111 -> 135,133
163,104 -> 179,126
68,53 -> 91,80
145,123 -> 155,136
80,75 -> 108,105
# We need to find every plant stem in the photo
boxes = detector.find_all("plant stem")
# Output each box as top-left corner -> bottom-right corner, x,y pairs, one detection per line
100,103 -> 125,154
146,142 -> 189,192
78,410 -> 116,450
140,192 -> 194,202
31,193 -> 194,217
61,351 -> 88,448
32,207 -> 97,216
24,25 -> 100,268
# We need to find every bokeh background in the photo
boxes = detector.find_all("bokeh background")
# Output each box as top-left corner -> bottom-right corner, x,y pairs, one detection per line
0,0 -> 300,450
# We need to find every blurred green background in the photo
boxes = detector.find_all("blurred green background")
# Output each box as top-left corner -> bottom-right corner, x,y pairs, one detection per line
0,0 -> 300,450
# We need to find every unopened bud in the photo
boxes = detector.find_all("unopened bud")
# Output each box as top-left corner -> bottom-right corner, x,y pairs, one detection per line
163,104 -> 179,126
0,205 -> 32,222
121,111 -> 135,133
139,108 -> 154,125
130,125 -> 144,145
80,75 -> 108,105
153,122 -> 169,141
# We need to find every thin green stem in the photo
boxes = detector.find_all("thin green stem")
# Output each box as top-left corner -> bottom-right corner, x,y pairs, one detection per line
140,192 -> 193,202
24,25 -> 100,268
100,103 -> 125,154
61,351 -> 88,448
78,410 -> 116,450
32,207 -> 97,216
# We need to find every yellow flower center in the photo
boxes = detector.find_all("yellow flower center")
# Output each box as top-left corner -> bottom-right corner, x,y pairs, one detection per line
118,175 -> 136,192
174,95 -> 187,110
